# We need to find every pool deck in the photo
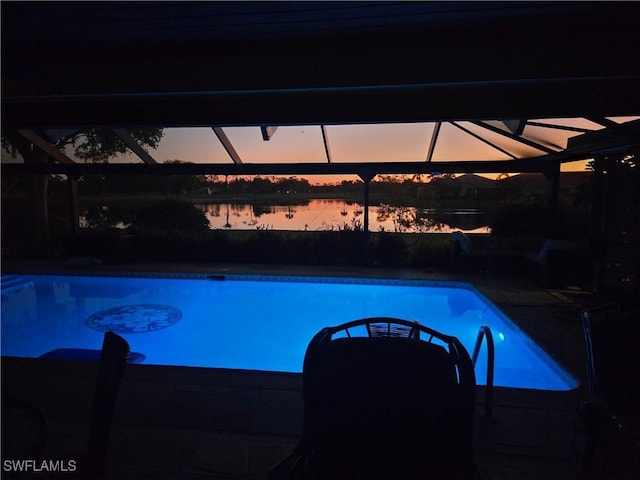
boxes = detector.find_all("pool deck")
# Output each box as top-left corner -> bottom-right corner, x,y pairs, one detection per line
0,259 -> 624,479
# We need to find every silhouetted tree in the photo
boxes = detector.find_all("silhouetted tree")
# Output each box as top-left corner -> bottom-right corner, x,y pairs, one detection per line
2,128 -> 163,244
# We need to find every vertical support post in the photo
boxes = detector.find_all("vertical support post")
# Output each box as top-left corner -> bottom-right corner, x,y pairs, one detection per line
591,156 -> 615,292
544,162 -> 561,237
549,162 -> 560,217
590,158 -> 604,291
358,171 -> 375,266
68,174 -> 80,234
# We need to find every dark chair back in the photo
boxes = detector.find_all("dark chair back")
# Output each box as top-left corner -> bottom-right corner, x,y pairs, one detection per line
298,317 -> 476,479
86,331 -> 130,474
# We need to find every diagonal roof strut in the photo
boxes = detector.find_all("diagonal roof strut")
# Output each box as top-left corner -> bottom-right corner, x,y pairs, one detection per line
212,127 -> 243,164
526,120 -> 592,133
426,121 -> 441,162
473,120 -> 560,154
16,129 -> 76,164
451,122 -> 518,160
112,128 -> 158,165
320,125 -> 332,163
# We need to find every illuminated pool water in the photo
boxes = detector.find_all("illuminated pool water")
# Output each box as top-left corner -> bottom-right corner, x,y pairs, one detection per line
0,273 -> 578,390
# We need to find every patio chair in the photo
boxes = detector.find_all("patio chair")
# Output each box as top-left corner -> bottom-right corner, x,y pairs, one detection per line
2,332 -> 129,478
266,317 -> 477,480
579,301 -> 640,478
1,395 -> 48,460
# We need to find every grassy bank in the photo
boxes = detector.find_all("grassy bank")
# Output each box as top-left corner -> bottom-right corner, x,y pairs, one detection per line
54,228 -> 454,269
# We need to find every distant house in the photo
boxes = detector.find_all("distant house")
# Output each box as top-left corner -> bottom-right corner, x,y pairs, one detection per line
558,172 -> 594,205
427,174 -> 497,201
558,171 -> 594,190
454,174 -> 496,199
498,172 -> 593,203
499,173 -> 549,201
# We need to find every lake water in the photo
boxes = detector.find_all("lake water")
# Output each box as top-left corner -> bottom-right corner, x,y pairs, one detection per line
197,199 -> 490,233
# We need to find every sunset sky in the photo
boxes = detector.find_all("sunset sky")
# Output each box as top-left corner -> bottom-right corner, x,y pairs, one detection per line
104,118 -> 606,183
5,117 -> 637,184
139,120 -> 588,165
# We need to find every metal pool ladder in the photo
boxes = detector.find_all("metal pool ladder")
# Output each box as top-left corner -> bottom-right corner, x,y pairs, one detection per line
472,325 -> 495,419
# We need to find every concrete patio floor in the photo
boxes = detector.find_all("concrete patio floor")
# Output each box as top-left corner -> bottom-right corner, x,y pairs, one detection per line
1,260 -> 616,479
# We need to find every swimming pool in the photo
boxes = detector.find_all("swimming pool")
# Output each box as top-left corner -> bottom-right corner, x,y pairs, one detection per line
0,273 -> 577,391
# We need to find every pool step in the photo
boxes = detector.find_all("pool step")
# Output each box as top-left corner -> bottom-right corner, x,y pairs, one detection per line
1,275 -> 33,295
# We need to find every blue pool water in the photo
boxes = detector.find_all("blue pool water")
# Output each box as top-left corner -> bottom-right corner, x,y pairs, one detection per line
0,273 -> 578,390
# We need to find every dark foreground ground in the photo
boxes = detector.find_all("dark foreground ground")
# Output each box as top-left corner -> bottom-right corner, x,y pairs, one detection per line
0,259 -> 628,479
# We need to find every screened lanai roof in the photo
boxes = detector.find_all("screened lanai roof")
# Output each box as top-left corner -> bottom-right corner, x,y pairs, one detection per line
3,118 -> 640,177
2,2 -> 640,178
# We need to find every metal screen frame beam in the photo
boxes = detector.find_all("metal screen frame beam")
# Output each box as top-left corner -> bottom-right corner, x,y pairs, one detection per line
1,156 -> 575,178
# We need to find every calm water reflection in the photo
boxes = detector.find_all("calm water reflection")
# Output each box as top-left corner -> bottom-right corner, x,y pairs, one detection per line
197,199 -> 489,233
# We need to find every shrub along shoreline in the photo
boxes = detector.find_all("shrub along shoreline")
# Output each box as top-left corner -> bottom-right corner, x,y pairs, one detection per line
63,228 -> 454,269
3,196 -> 591,272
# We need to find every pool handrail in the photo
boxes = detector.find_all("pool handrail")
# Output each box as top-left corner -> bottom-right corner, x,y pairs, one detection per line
471,324 -> 495,420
